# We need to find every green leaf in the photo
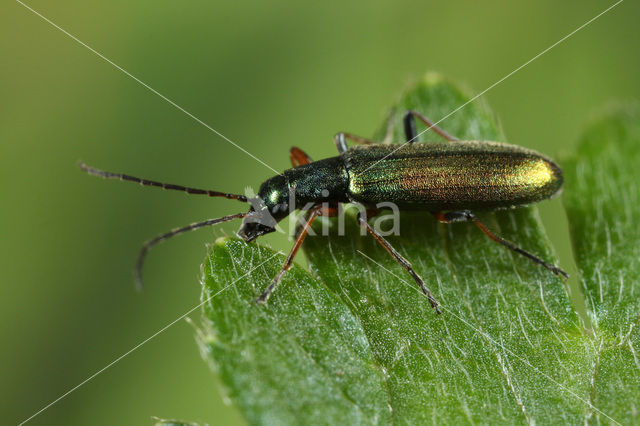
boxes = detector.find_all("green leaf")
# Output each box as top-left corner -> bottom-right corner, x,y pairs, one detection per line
563,104 -> 640,423
152,416 -> 201,426
198,74 -> 637,424
199,239 -> 390,424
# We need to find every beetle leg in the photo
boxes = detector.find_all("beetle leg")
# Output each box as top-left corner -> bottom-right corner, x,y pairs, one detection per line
318,203 -> 340,217
292,202 -> 338,239
357,211 -> 441,313
334,133 -> 349,154
334,132 -> 378,154
403,110 -> 459,143
256,206 -> 321,304
289,147 -> 313,167
433,210 -> 569,278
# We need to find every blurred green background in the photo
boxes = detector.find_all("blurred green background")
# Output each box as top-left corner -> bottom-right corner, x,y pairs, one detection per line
2,0 -> 639,424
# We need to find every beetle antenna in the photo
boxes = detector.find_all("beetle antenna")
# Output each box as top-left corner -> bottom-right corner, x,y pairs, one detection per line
79,162 -> 248,202
135,212 -> 248,290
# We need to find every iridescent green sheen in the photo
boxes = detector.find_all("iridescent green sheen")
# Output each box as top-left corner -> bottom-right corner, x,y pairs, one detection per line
255,157 -> 349,220
261,141 -> 562,216
342,142 -> 562,210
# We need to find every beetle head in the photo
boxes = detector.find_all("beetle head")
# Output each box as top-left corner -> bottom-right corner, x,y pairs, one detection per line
237,174 -> 290,242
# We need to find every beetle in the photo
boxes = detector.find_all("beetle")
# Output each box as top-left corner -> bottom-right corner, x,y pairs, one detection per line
81,110 -> 567,314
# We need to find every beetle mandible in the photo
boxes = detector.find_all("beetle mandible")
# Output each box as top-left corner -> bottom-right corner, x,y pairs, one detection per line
81,110 -> 568,314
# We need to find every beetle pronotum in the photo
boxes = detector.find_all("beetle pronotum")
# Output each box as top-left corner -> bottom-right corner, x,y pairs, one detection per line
81,110 -> 567,314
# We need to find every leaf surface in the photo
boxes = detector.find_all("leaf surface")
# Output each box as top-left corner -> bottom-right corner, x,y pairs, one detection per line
563,104 -> 640,424
199,75 -> 638,425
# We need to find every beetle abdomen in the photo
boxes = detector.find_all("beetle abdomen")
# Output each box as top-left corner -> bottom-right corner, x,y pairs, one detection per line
343,142 -> 563,210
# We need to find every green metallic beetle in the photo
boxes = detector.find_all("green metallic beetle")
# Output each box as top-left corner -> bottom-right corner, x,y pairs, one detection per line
81,110 -> 566,314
